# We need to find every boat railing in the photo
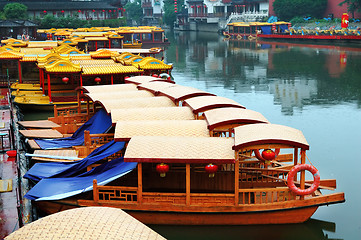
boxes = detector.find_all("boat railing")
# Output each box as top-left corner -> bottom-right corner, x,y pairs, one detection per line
91,182 -> 297,207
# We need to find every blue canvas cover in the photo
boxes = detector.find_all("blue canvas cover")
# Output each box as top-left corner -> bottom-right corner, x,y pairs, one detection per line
260,26 -> 272,35
25,157 -> 137,201
279,24 -> 288,33
24,140 -> 125,182
34,109 -> 112,150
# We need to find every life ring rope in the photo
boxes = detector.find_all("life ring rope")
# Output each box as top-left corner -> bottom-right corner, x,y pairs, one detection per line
287,164 -> 320,196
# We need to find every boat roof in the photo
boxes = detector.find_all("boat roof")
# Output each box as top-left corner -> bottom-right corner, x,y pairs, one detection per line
203,107 -> 269,130
157,85 -> 215,103
110,107 -> 195,123
81,64 -> 142,75
137,81 -> 176,94
85,90 -> 154,102
80,83 -> 137,93
183,96 -> 245,114
98,96 -> 176,113
114,120 -> 209,141
124,76 -> 173,85
233,123 -> 309,151
124,136 -> 235,164
5,207 -> 166,240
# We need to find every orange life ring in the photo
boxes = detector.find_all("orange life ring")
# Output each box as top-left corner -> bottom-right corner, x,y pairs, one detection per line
254,148 -> 280,162
287,164 -> 320,196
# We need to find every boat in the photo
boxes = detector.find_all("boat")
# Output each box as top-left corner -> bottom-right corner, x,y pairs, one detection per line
224,21 -> 361,43
23,80 -> 345,225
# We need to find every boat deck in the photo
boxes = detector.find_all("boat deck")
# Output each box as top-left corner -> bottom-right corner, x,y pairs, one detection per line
18,120 -> 60,129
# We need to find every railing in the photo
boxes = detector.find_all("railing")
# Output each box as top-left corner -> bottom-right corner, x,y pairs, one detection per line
142,2 -> 152,8
239,167 -> 289,185
238,187 -> 297,204
94,183 -> 138,203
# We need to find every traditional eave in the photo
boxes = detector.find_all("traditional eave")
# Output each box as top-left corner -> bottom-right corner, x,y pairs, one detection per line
0,50 -> 24,59
0,45 -> 20,52
90,49 -> 119,59
1,38 -> 28,47
136,57 -> 173,70
61,48 -> 85,55
37,53 -> 70,68
122,55 -> 143,66
44,59 -> 81,73
58,39 -> 78,46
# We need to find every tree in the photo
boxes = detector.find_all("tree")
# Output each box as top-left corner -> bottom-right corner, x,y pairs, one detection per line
124,0 -> 143,25
3,3 -> 28,20
273,0 -> 327,21
163,0 -> 179,27
339,0 -> 361,18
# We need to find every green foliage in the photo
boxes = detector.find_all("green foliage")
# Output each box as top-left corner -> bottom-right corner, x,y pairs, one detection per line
163,0 -> 179,27
3,3 -> 28,20
124,0 -> 143,25
37,15 -> 126,29
273,0 -> 327,21
339,0 -> 361,16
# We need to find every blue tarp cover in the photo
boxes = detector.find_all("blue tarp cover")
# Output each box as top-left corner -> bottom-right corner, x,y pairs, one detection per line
24,140 -> 125,182
34,109 -> 112,149
24,157 -> 137,201
260,26 -> 272,35
279,24 -> 288,33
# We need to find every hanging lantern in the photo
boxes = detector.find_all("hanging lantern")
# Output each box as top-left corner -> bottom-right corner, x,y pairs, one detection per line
102,9 -> 105,12
61,10 -> 65,13
94,77 -> 101,84
204,5 -> 207,8
92,9 -> 96,12
78,10 -> 81,13
43,10 -> 47,13
118,8 -> 121,10
261,149 -> 276,161
109,10 -> 112,12
156,163 -> 169,177
62,77 -> 69,84
191,6 -> 194,8
205,164 -> 218,178
174,1 -> 177,4
197,5 -> 201,8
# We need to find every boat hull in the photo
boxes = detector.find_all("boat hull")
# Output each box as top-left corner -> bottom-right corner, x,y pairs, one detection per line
258,33 -> 361,42
34,192 -> 344,225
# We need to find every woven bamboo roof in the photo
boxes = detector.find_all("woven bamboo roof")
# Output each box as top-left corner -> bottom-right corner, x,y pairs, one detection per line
82,65 -> 142,75
5,207 -> 166,240
233,123 -> 309,151
124,136 -> 235,163
27,41 -> 58,48
184,96 -> 245,114
99,96 -> 176,113
81,83 -> 137,93
203,107 -> 269,130
72,59 -> 115,66
20,47 -> 50,55
124,76 -> 174,85
111,107 -> 195,123
137,81 -> 176,94
85,90 -> 154,102
115,120 -> 209,141
158,85 -> 215,103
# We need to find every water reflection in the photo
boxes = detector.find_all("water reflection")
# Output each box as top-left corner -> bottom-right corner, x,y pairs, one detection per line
150,218 -> 341,240
165,31 -> 361,115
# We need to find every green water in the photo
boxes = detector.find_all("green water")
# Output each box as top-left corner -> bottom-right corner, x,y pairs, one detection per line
149,31 -> 361,240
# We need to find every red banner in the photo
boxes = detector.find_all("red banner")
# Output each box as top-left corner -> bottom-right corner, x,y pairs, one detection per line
341,13 -> 349,28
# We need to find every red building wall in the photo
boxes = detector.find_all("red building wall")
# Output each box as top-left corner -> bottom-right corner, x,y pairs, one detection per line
268,0 -> 361,19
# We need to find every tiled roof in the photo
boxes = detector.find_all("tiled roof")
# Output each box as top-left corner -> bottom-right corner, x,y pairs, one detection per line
0,2 -> 118,11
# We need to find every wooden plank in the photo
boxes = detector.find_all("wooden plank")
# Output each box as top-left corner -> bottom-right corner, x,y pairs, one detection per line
19,129 -> 63,138
18,120 -> 60,129
30,149 -> 81,162
27,139 -> 41,149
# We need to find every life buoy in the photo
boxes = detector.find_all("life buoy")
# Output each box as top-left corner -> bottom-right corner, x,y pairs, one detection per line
150,47 -> 159,52
287,164 -> 320,196
254,148 -> 280,162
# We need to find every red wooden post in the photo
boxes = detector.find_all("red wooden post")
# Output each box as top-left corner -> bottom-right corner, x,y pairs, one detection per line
111,75 -> 113,84
17,61 -> 22,83
47,73 -> 52,103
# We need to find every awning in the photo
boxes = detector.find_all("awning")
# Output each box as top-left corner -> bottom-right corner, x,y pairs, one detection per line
183,96 -> 245,114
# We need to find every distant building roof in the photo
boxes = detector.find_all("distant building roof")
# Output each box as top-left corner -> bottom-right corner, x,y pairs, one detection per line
0,1 -> 118,11
0,20 -> 38,28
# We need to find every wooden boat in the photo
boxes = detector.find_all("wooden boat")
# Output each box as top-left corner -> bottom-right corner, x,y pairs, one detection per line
24,83 -> 345,225
224,21 -> 361,43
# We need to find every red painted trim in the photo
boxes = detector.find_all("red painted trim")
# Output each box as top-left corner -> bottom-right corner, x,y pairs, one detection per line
207,119 -> 268,130
183,103 -> 246,114
233,139 -> 309,151
157,92 -> 215,103
124,157 -> 235,164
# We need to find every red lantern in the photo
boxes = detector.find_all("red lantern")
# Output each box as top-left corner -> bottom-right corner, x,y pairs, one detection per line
261,149 -> 276,161
205,164 -> 218,178
95,77 -> 101,84
62,77 -> 69,84
92,9 -> 96,12
102,9 -> 105,12
118,8 -> 121,10
197,5 -> 201,8
156,163 -> 169,177
43,10 -> 47,13
109,10 -> 112,12
61,10 -> 64,13
191,6 -> 194,8
78,10 -> 81,13
174,1 -> 177,4
204,5 -> 207,8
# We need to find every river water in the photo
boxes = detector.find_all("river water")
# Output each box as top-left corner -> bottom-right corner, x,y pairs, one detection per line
149,31 -> 361,240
